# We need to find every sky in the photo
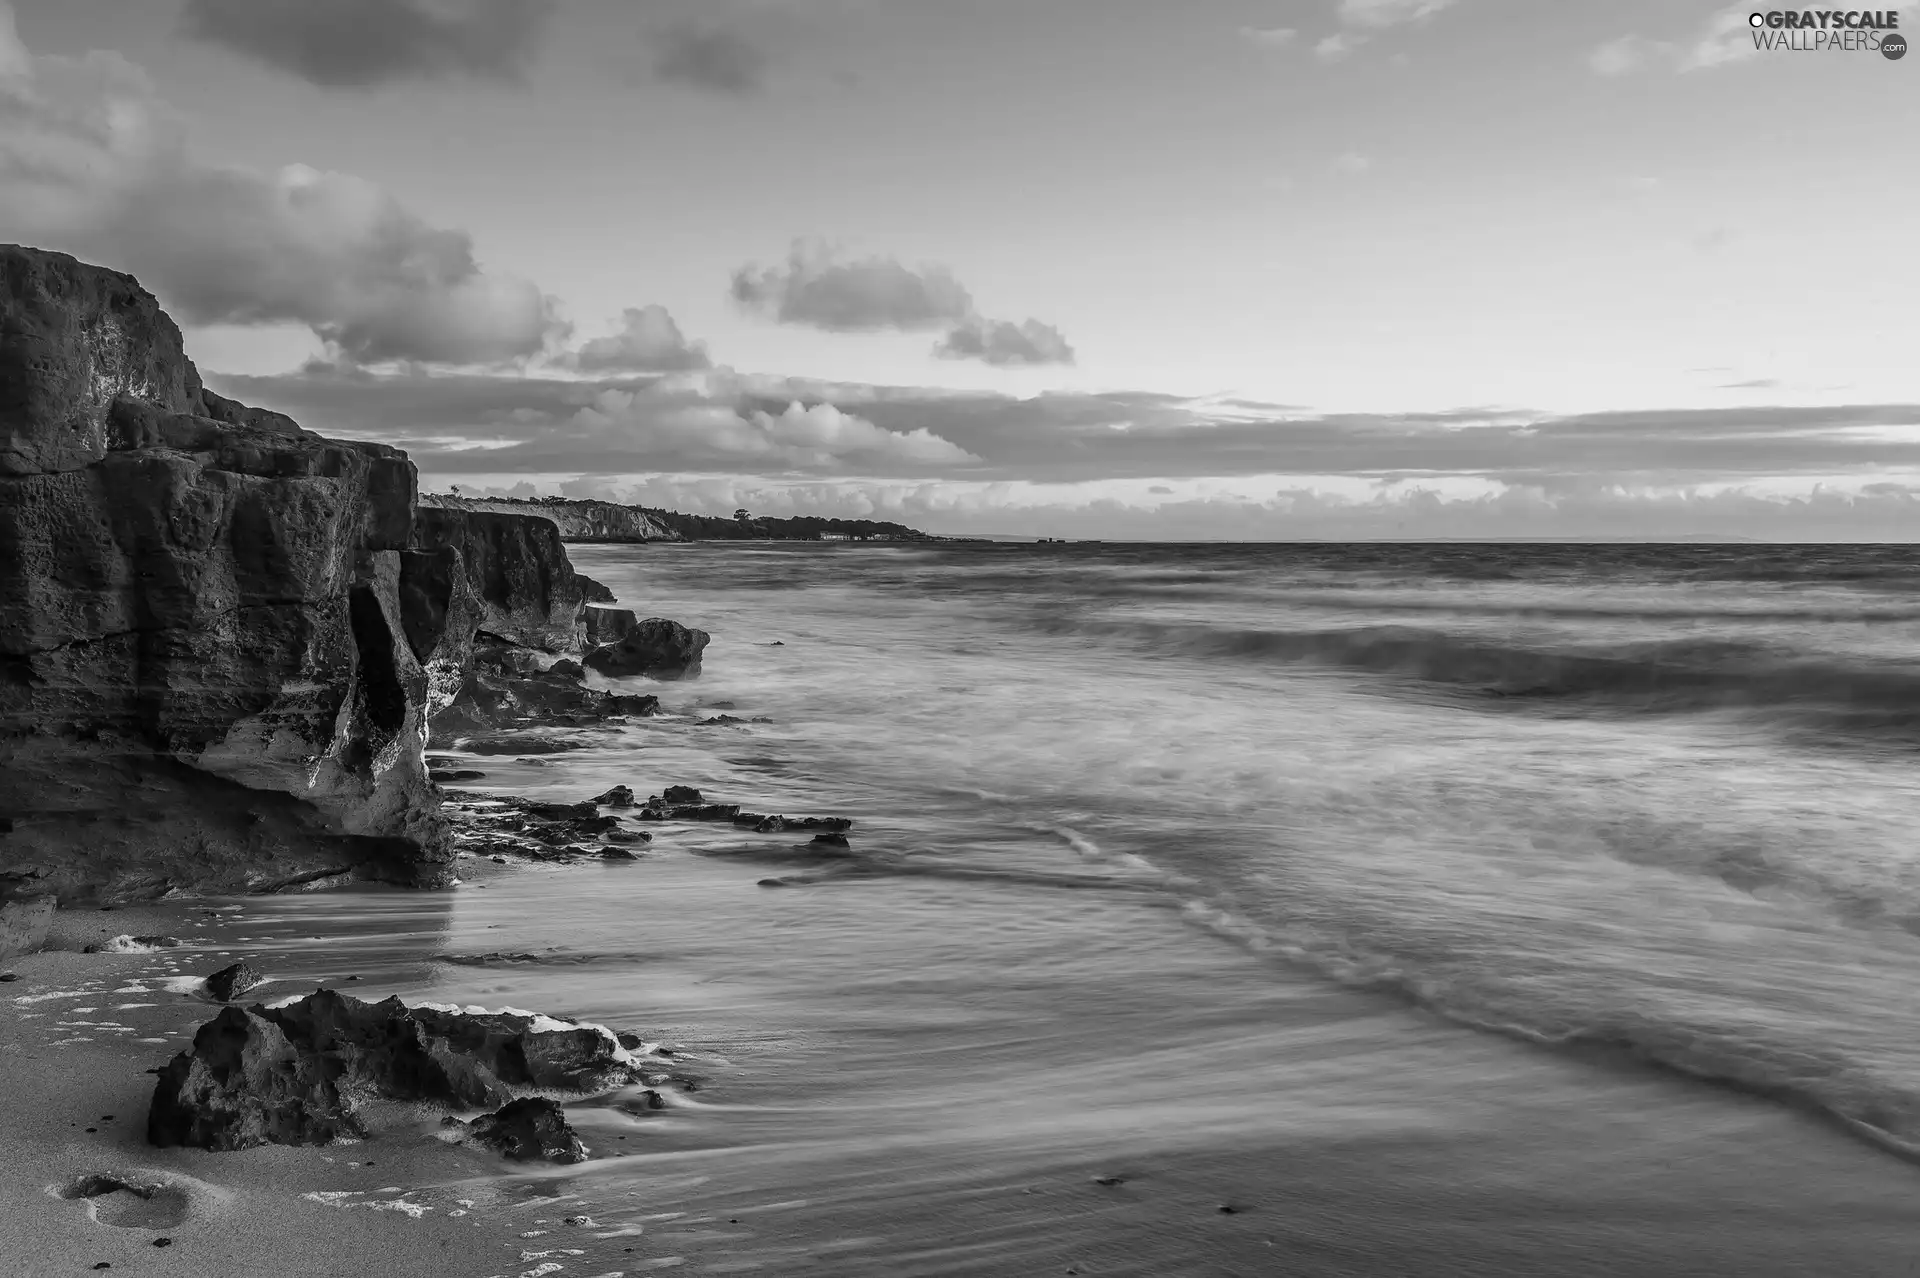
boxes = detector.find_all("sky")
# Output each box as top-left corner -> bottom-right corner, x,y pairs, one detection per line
2,0 -> 1917,539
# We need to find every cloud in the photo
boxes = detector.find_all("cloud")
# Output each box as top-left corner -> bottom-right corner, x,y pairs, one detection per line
0,5 -> 562,364
1590,6 -> 1763,75
1238,26 -> 1299,48
559,305 -> 711,373
204,361 -> 1920,496
1679,4 -> 1765,70
1314,33 -> 1359,60
649,21 -> 768,94
730,239 -> 1074,368
1334,151 -> 1371,175
179,0 -> 554,88
730,240 -> 974,331
1337,0 -> 1458,29
934,317 -> 1074,367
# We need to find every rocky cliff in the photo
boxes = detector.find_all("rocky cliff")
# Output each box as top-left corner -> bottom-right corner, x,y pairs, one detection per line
420,494 -> 681,543
400,505 -> 593,715
0,247 -> 462,903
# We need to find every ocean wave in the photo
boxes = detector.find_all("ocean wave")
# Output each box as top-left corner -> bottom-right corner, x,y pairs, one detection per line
1177,900 -> 1920,1162
1032,617 -> 1920,723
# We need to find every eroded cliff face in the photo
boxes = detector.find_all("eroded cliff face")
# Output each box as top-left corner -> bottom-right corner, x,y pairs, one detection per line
420,493 -> 681,543
0,246 -> 450,903
401,506 -> 592,716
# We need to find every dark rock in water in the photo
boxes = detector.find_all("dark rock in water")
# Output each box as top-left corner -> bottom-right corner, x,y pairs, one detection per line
592,785 -> 636,808
603,828 -> 650,845
205,961 -> 263,1003
756,878 -> 789,888
811,833 -> 851,848
615,1031 -> 644,1050
582,618 -> 709,681
523,800 -> 598,821
459,1097 -> 585,1164
430,642 -> 660,734
429,769 -> 487,783
662,785 -> 702,805
0,246 -> 450,903
598,846 -> 640,860
582,604 -> 638,647
148,989 -> 643,1152
576,574 -> 617,605
750,814 -> 853,834
459,736 -> 583,756
697,715 -> 746,727
705,701 -> 737,711
0,898 -> 54,961
670,803 -> 740,822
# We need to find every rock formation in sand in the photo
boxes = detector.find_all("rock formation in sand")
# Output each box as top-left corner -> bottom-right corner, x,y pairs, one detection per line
147,989 -> 640,1159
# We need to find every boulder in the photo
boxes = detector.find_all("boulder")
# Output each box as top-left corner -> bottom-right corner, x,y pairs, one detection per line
205,960 -> 264,1003
458,1097 -> 586,1163
582,618 -> 709,681
591,785 -> 636,808
148,989 -> 643,1152
582,604 -> 637,647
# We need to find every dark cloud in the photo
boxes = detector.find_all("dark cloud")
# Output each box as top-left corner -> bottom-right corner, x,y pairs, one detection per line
559,305 -> 711,373
650,21 -> 768,95
730,241 -> 974,332
0,20 -> 563,364
729,239 -> 1076,367
935,316 -> 1074,367
179,0 -> 554,88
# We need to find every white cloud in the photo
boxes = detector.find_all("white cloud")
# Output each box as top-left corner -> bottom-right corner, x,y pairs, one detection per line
1337,0 -> 1458,29
559,305 -> 710,373
1314,32 -> 1360,60
1334,151 -> 1371,175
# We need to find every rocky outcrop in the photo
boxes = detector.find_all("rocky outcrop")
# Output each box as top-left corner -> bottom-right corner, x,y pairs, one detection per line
583,603 -> 638,647
0,246 -> 448,904
148,989 -> 644,1158
431,643 -> 660,736
0,897 -> 53,960
583,617 -> 709,680
420,493 -> 680,543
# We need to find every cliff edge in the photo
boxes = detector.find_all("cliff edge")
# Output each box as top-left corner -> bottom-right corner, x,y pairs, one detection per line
0,246 -> 453,902
421,493 -> 681,543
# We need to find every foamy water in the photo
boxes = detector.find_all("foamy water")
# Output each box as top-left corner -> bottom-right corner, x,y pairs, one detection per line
203,542 -> 1920,1273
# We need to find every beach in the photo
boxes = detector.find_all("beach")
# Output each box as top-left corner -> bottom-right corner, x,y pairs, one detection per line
11,540 -> 1920,1276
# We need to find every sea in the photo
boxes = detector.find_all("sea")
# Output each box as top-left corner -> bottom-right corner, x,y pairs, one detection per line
224,543 -> 1920,1275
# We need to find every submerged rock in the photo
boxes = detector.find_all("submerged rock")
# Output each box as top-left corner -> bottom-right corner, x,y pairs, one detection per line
458,1097 -> 585,1163
147,990 -> 645,1153
592,785 -> 636,808
582,618 -> 710,681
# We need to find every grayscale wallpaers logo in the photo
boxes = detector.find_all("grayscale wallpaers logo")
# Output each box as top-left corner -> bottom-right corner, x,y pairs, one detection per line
1746,10 -> 1906,57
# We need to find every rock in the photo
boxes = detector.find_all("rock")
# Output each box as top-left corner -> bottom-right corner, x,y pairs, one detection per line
661,785 -> 701,805
582,604 -> 638,647
459,1097 -> 588,1163
591,785 -> 636,808
205,961 -> 263,1003
429,769 -> 487,783
697,715 -> 746,727
603,829 -> 650,845
0,897 -> 54,960
1,246 -> 448,904
458,736 -> 583,756
598,847 -> 640,861
582,618 -> 709,681
811,833 -> 851,848
576,574 -> 617,604
148,990 -> 643,1152
429,642 -> 660,734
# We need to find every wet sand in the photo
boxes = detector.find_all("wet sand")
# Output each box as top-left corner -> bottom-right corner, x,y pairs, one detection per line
10,845 -> 1920,1278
